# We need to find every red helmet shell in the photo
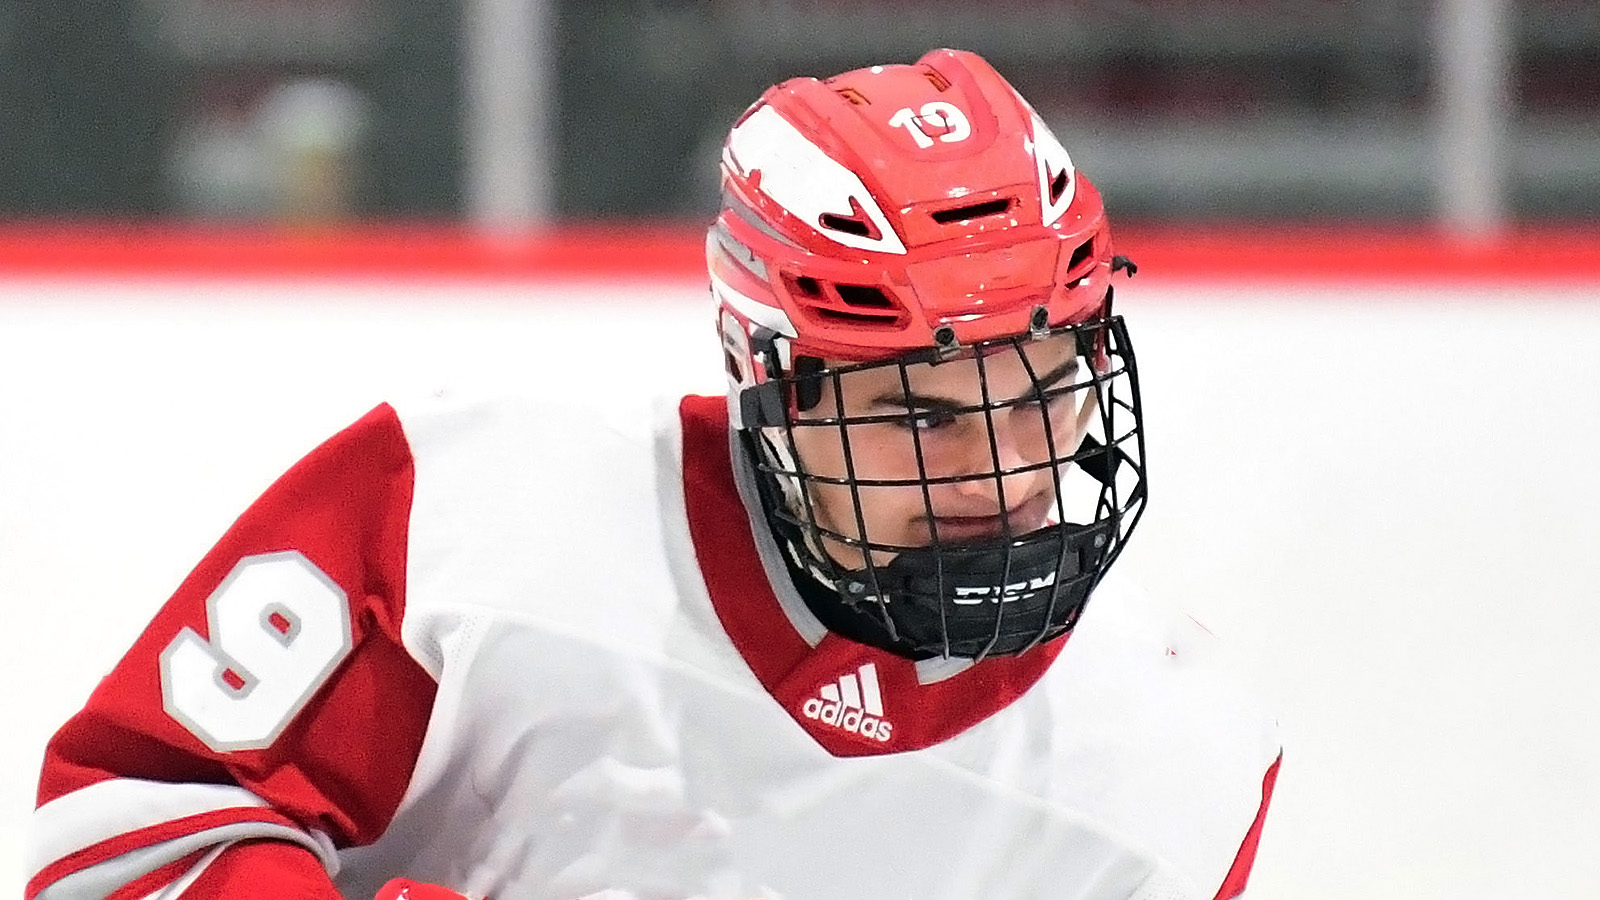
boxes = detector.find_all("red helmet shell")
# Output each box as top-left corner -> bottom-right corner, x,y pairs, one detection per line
710,48 -> 1113,365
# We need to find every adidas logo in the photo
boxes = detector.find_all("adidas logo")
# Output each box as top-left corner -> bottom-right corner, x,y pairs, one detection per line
801,662 -> 893,742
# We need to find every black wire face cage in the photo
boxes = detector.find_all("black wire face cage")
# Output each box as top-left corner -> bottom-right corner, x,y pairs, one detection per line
740,315 -> 1147,660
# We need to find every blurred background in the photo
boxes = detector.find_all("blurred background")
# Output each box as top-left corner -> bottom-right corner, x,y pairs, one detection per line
4,3 -> 1600,900
0,0 -> 1595,232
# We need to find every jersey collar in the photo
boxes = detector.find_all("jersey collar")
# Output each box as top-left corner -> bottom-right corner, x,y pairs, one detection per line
678,394 -> 1068,757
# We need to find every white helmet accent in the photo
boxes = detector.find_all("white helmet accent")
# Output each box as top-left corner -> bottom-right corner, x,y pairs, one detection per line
1029,113 -> 1077,227
724,106 -> 907,255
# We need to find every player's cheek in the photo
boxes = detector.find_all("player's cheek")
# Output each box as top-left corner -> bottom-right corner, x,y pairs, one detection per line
813,422 -> 907,481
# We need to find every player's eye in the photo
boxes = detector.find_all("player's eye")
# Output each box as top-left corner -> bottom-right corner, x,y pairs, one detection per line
1023,362 -> 1083,412
902,408 -> 957,432
1015,386 -> 1062,412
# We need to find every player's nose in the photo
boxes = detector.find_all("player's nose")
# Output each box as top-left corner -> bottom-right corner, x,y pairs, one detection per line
948,419 -> 1047,507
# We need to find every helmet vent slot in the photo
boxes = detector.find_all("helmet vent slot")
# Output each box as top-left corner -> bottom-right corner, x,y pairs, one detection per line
931,198 -> 1012,224
835,284 -> 896,308
783,276 -> 906,329
923,69 -> 952,91
835,87 -> 869,105
1049,168 -> 1070,204
819,212 -> 875,237
1066,238 -> 1095,274
813,307 -> 900,325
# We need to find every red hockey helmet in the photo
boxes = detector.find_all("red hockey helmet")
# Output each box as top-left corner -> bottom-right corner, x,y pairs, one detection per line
709,49 -> 1145,660
709,48 -> 1114,368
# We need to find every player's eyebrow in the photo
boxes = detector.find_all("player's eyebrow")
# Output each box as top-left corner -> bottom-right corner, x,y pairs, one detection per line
869,354 -> 1082,412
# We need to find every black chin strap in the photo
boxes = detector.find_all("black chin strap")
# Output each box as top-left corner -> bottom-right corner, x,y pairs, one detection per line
782,539 -> 933,660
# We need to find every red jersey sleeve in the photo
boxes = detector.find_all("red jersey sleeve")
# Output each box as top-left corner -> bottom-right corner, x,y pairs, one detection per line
28,404 -> 438,900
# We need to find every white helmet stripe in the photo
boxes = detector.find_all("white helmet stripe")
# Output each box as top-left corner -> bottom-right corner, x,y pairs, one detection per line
711,272 -> 796,338
1029,113 -> 1077,227
726,106 -> 907,255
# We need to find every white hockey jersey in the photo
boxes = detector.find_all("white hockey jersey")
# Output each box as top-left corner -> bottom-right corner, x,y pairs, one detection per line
28,392 -> 1280,900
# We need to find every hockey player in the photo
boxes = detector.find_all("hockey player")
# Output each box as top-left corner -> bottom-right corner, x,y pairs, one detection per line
27,49 -> 1280,900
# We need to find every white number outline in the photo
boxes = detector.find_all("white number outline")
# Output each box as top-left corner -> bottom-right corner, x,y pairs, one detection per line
888,102 -> 973,149
160,550 -> 354,752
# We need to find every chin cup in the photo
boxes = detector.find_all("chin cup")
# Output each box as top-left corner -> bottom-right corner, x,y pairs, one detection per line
833,519 -> 1114,659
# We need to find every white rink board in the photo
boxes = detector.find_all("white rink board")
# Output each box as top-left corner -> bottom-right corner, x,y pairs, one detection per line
3,276 -> 1598,900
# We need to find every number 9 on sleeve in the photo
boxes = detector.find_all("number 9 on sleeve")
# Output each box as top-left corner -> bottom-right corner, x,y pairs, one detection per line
159,550 -> 353,752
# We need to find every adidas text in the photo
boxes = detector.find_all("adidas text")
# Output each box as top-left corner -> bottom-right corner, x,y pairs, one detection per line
802,663 -> 893,742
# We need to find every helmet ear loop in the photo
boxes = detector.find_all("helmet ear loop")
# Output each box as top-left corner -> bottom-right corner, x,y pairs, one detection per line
1073,321 -> 1125,623
758,370 -> 847,593
758,428 -> 812,531
1096,316 -> 1148,566
1077,317 -> 1140,570
781,355 -> 837,573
